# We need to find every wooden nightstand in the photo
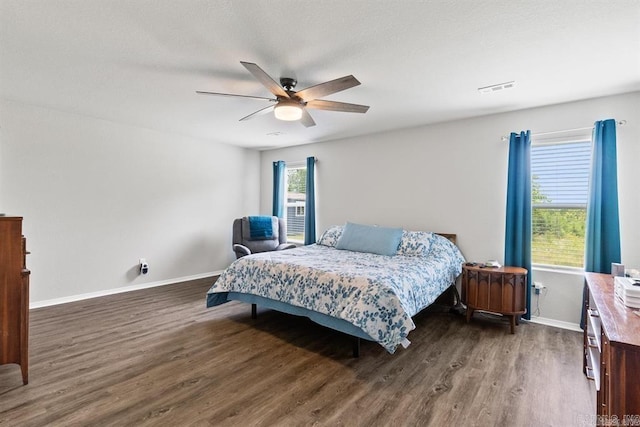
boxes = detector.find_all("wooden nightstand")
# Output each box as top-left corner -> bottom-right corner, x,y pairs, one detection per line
461,265 -> 527,334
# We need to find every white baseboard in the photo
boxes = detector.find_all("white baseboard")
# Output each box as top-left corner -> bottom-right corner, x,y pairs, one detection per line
30,271 -> 223,309
529,316 -> 582,332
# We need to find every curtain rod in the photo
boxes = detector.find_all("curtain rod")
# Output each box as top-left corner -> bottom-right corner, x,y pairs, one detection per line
282,157 -> 318,167
501,120 -> 627,142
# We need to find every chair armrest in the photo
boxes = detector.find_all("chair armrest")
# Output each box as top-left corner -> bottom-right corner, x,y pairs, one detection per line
276,243 -> 297,251
233,244 -> 251,258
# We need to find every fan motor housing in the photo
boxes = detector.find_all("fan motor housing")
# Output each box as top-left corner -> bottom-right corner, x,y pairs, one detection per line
280,77 -> 297,91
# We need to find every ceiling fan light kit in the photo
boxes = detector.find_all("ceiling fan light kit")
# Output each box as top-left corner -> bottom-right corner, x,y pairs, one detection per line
197,61 -> 369,127
274,100 -> 303,121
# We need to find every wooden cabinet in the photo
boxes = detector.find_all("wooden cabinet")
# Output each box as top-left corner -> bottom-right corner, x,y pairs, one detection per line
583,272 -> 640,420
0,216 -> 30,385
461,265 -> 527,334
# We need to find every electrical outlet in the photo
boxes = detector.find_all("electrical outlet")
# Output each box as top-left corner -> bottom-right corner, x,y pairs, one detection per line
534,281 -> 545,295
139,258 -> 149,275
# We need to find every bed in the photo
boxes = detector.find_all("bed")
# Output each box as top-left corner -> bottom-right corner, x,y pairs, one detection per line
206,225 -> 465,355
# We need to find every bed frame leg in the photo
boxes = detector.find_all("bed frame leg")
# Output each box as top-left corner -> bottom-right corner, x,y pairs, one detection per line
450,285 -> 466,316
352,337 -> 360,358
251,303 -> 257,319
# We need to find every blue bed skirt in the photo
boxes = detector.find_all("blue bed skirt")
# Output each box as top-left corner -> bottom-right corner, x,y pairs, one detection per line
207,291 -> 375,341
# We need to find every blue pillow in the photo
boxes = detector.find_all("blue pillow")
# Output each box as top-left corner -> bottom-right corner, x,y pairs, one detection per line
335,222 -> 403,256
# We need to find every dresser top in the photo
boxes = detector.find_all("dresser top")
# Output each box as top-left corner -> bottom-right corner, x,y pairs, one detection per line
0,216 -> 23,221
586,272 -> 640,348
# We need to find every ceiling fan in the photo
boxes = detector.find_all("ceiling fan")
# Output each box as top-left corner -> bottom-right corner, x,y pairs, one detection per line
196,61 -> 369,127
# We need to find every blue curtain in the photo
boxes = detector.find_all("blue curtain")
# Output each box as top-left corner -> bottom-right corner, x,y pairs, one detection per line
504,130 -> 532,320
272,160 -> 285,218
581,119 -> 621,328
584,119 -> 621,273
304,156 -> 316,245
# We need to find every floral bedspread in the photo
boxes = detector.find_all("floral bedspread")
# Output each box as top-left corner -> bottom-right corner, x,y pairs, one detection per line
206,235 -> 464,353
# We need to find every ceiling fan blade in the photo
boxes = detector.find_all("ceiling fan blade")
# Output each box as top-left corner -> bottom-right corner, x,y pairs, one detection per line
239,105 -> 275,121
295,75 -> 361,101
305,99 -> 370,113
196,91 -> 275,102
240,61 -> 289,98
300,109 -> 316,127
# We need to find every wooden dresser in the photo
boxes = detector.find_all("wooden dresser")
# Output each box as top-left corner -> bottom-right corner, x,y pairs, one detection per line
461,265 -> 527,334
583,272 -> 640,420
0,216 -> 30,385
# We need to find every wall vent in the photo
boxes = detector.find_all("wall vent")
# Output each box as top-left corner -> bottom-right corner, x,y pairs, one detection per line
478,81 -> 516,94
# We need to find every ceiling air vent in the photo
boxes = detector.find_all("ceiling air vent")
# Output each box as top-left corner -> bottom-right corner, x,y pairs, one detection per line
478,81 -> 516,94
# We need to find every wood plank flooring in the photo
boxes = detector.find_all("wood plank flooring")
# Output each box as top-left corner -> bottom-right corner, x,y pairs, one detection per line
0,277 -> 595,426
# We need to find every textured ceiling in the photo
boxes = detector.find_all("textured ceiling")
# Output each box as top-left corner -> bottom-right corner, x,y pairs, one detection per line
1,1 -> 639,149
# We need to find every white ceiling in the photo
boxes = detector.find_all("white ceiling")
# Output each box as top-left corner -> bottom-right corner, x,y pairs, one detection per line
1,1 -> 639,150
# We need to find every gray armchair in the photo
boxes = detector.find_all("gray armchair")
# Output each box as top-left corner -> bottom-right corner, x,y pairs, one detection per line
232,216 -> 296,259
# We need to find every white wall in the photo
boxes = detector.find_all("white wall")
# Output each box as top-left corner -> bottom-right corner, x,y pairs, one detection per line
260,91 -> 640,327
0,100 -> 260,303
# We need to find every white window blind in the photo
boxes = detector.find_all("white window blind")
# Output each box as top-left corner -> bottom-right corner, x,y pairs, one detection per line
531,141 -> 591,268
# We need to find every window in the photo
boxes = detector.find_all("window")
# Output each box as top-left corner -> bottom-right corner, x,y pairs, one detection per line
531,140 -> 591,268
285,165 -> 307,243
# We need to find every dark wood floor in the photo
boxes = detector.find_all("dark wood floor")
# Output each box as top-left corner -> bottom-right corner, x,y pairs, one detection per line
0,277 -> 595,426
